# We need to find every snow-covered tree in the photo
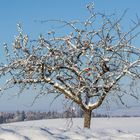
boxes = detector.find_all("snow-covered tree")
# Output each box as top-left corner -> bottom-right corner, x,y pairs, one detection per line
0,4 -> 140,128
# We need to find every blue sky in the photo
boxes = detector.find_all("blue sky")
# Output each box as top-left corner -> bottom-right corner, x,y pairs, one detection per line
0,0 -> 140,111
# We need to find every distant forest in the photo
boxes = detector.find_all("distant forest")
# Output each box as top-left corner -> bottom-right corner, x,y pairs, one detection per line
0,109 -> 108,124
0,109 -> 139,124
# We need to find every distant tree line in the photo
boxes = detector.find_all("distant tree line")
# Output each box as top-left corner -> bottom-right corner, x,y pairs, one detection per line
0,109 -> 106,124
0,109 -> 138,124
0,109 -> 79,124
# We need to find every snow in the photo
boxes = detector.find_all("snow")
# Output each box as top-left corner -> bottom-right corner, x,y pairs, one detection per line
0,117 -> 140,140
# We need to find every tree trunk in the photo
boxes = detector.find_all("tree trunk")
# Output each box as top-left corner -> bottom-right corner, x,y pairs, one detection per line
84,110 -> 92,128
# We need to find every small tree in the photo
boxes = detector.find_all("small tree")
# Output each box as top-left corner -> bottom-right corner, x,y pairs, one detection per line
0,4 -> 140,128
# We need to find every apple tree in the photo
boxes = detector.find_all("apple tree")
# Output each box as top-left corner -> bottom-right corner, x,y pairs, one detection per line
0,4 -> 140,128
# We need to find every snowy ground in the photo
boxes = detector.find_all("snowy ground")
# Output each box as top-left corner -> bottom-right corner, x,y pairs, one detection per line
0,117 -> 140,140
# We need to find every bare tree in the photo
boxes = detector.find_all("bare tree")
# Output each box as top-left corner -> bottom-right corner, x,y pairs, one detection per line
0,4 -> 140,128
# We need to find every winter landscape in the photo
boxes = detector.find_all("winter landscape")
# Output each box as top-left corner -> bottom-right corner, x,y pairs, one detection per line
0,0 -> 140,140
0,117 -> 139,140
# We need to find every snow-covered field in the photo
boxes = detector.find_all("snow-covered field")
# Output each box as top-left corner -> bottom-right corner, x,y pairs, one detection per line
0,117 -> 140,140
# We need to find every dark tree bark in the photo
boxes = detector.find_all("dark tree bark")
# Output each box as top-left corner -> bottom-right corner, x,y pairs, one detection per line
84,109 -> 92,128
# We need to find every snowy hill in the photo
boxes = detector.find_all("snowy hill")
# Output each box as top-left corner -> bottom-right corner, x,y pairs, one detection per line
0,118 -> 140,140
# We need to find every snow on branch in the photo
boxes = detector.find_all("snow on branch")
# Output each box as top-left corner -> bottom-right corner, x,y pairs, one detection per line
0,6 -> 140,111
